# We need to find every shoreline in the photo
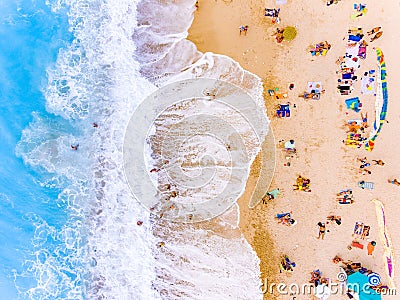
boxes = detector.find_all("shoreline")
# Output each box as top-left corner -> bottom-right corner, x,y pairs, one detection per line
189,0 -> 400,299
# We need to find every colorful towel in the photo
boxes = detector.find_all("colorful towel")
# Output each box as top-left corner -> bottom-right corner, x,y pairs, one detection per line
358,181 -> 374,190
345,97 -> 361,112
277,104 -> 290,118
267,189 -> 281,199
358,46 -> 366,59
365,48 -> 388,151
354,221 -> 364,235
361,73 -> 375,95
349,35 -> 362,42
307,82 -> 323,93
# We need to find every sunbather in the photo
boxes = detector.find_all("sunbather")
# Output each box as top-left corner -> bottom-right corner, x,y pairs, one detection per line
361,112 -> 368,129
262,188 -> 280,204
265,8 -> 280,17
332,255 -> 343,264
327,215 -> 342,225
310,270 -> 322,286
388,179 -> 400,186
280,255 -> 296,272
358,180 -> 374,190
357,156 -> 367,164
337,189 -> 352,196
338,197 -> 354,204
370,31 -> 383,42
359,168 -> 371,175
372,159 -> 385,166
353,222 -> 363,236
367,27 -> 381,35
361,225 -> 370,239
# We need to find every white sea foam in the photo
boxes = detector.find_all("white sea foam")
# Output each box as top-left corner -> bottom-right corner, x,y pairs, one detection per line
16,0 -> 267,298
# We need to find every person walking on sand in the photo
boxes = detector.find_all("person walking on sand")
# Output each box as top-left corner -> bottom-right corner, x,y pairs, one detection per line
317,222 -> 326,239
239,25 -> 249,36
367,241 -> 376,255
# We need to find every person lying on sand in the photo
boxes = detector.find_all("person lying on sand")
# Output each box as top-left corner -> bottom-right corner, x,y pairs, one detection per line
370,31 -> 383,42
327,215 -> 342,225
357,156 -> 367,164
388,179 -> 400,186
361,112 -> 368,129
367,27 -> 381,35
359,168 -> 372,175
332,255 -> 343,264
372,159 -> 385,166
361,225 -> 370,239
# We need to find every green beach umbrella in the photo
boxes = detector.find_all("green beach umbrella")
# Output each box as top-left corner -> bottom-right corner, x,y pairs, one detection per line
283,26 -> 297,40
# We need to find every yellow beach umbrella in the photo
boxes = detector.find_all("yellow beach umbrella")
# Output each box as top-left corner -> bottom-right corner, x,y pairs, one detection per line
283,26 -> 297,40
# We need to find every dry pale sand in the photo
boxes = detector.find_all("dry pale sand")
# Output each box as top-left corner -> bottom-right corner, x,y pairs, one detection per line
189,0 -> 400,299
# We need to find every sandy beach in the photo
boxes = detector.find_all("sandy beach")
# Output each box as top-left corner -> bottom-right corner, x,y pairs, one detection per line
189,0 -> 400,299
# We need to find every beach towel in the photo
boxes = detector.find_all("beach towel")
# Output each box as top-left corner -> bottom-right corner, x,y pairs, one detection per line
342,73 -> 353,80
365,48 -> 388,151
338,188 -> 352,196
345,97 -> 361,112
352,241 -> 364,249
307,82 -> 323,93
358,46 -> 367,59
361,74 -> 375,95
358,181 -> 374,190
345,134 -> 359,148
277,212 -> 290,219
349,35 -> 362,42
275,93 -> 288,99
348,27 -> 363,35
362,225 -> 370,237
267,189 -> 281,199
284,140 -> 295,149
277,104 -> 290,118
351,4 -> 367,20
338,197 -> 354,204
354,221 -> 364,235
344,46 -> 361,69
348,119 -> 362,125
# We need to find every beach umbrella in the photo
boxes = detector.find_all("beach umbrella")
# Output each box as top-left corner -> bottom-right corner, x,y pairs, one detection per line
315,284 -> 331,299
347,272 -> 382,300
368,273 -> 381,286
282,26 -> 297,40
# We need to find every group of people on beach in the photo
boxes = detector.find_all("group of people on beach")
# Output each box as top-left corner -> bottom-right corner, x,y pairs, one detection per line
261,5 -> 398,291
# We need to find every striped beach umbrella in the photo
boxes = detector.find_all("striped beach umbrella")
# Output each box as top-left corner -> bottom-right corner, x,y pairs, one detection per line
368,272 -> 381,286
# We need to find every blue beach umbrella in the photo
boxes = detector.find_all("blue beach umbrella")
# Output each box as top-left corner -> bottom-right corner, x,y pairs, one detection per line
347,272 -> 382,300
368,273 -> 381,286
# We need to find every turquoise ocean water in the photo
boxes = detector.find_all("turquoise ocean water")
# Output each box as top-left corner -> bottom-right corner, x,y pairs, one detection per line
0,0 -> 73,298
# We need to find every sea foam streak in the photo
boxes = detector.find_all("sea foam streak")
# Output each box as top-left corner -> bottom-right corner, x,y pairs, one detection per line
16,0 -> 267,298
